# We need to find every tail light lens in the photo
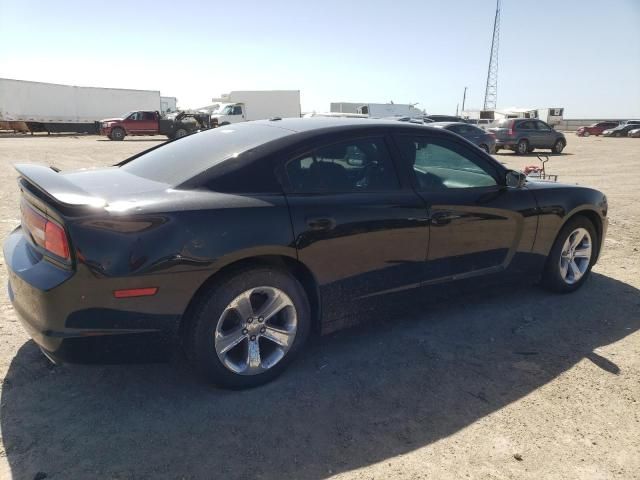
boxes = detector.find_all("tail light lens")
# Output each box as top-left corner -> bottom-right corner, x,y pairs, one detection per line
21,200 -> 70,260
507,121 -> 515,136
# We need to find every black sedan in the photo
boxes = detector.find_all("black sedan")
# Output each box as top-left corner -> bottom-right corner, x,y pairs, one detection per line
3,118 -> 608,388
429,121 -> 497,153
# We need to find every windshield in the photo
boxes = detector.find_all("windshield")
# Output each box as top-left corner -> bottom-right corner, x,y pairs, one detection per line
220,105 -> 234,115
120,123 -> 291,185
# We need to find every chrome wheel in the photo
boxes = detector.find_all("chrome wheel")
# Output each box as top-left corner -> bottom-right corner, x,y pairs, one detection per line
214,286 -> 297,375
517,140 -> 528,154
559,228 -> 592,284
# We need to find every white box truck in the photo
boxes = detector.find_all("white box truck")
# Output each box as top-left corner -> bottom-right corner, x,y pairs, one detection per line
356,103 -> 424,118
210,90 -> 301,127
0,78 -> 165,133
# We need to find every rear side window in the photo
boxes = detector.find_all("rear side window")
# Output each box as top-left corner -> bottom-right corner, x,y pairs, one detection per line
286,138 -> 400,193
120,123 -> 291,185
518,121 -> 536,130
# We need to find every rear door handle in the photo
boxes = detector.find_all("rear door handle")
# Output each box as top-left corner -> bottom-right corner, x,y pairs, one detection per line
431,211 -> 462,226
306,217 -> 336,231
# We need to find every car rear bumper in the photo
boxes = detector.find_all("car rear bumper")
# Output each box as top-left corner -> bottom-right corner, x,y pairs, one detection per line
3,227 -> 180,363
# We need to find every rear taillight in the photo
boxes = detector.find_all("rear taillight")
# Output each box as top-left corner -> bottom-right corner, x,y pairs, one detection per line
507,121 -> 515,136
21,200 -> 70,260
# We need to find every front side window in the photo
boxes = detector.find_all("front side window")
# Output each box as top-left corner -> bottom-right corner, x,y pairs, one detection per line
286,138 -> 399,193
395,136 -> 498,191
232,106 -> 243,115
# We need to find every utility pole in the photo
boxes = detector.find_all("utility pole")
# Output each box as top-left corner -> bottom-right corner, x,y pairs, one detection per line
456,104 -> 459,116
461,87 -> 467,114
483,0 -> 501,111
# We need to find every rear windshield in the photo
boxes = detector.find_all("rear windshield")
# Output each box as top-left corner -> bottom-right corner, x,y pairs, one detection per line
120,123 -> 292,185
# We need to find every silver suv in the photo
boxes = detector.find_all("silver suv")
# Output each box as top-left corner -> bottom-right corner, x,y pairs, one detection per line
490,119 -> 567,155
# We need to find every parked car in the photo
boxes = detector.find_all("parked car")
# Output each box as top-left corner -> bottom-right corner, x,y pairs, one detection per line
4,118 -> 607,388
99,111 -> 210,140
490,118 -> 566,154
429,122 -> 496,153
602,123 -> 640,137
576,121 -> 620,137
628,128 -> 640,138
425,114 -> 467,123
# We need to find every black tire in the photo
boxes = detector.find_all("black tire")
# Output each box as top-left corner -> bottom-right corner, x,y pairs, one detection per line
175,128 -> 188,139
541,216 -> 598,293
552,138 -> 566,154
185,267 -> 311,389
583,131 -> 590,137
516,139 -> 529,155
527,146 -> 535,153
111,127 -> 125,141
479,144 -> 490,153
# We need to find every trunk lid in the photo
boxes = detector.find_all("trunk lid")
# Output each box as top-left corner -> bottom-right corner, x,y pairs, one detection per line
15,164 -> 169,210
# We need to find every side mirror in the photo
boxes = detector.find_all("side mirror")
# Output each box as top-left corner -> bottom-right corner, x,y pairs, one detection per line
506,170 -> 527,188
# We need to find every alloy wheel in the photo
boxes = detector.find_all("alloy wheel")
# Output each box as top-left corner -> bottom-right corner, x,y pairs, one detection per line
559,227 -> 592,284
214,286 -> 298,375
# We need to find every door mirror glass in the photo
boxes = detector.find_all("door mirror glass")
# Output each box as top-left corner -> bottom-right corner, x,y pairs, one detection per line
506,170 -> 527,188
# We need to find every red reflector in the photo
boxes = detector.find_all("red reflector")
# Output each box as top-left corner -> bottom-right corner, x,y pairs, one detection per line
45,221 -> 70,259
113,287 -> 158,298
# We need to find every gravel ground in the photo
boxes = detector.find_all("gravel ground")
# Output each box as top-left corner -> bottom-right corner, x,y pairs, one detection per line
0,133 -> 638,480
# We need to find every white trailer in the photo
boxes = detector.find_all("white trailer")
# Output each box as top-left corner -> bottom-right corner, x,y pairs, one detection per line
532,108 -> 564,127
210,90 -> 301,126
356,103 -> 424,118
160,96 -> 177,113
0,78 -> 164,133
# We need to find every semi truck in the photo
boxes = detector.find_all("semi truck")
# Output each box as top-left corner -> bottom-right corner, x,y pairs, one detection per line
99,111 -> 210,140
0,78 -> 171,134
210,90 -> 301,127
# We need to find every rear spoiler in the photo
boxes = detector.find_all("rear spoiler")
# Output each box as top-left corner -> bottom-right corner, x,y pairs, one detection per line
14,164 -> 105,208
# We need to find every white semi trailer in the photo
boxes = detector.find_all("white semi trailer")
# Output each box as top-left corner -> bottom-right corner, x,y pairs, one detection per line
0,78 -> 166,133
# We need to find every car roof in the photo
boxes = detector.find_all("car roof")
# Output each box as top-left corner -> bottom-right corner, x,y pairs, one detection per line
249,116 -> 423,133
428,122 -> 471,128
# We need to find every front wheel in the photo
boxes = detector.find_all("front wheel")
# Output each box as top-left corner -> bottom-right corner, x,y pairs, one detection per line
552,139 -> 566,154
541,216 -> 597,293
583,131 -> 590,137
175,128 -> 188,139
110,127 -> 125,141
186,267 -> 311,389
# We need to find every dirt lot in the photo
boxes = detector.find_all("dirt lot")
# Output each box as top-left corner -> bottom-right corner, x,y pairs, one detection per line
0,133 -> 638,480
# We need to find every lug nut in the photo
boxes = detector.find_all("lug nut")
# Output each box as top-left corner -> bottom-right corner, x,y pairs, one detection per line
258,316 -> 264,323
242,328 -> 248,335
247,317 -> 253,324
260,327 -> 266,333
250,335 -> 256,341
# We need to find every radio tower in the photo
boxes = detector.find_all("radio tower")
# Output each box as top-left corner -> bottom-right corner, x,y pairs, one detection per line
483,0 -> 501,110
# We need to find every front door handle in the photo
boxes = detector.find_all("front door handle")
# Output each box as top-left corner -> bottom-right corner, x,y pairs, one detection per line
431,211 -> 462,226
306,217 -> 335,231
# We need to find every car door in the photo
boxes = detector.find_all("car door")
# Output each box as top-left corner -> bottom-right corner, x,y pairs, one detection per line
392,132 -> 539,283
535,120 -> 556,147
282,134 -> 430,320
140,111 -> 158,133
124,112 -> 144,134
518,120 -> 540,147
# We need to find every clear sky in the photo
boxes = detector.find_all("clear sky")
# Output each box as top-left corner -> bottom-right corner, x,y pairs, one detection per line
1,0 -> 638,117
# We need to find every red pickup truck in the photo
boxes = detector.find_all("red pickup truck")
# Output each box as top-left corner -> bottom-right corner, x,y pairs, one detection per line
575,121 -> 620,137
99,111 -> 210,141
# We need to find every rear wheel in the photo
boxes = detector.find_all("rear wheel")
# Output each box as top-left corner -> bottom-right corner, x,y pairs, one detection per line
541,216 -> 597,293
516,139 -> 529,155
186,267 -> 311,389
527,146 -> 535,153
479,144 -> 490,153
110,127 -> 125,141
552,138 -> 566,154
583,131 -> 590,137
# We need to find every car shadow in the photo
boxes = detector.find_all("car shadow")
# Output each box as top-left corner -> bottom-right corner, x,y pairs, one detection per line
496,151 -> 574,157
1,272 -> 638,479
96,138 -> 167,143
